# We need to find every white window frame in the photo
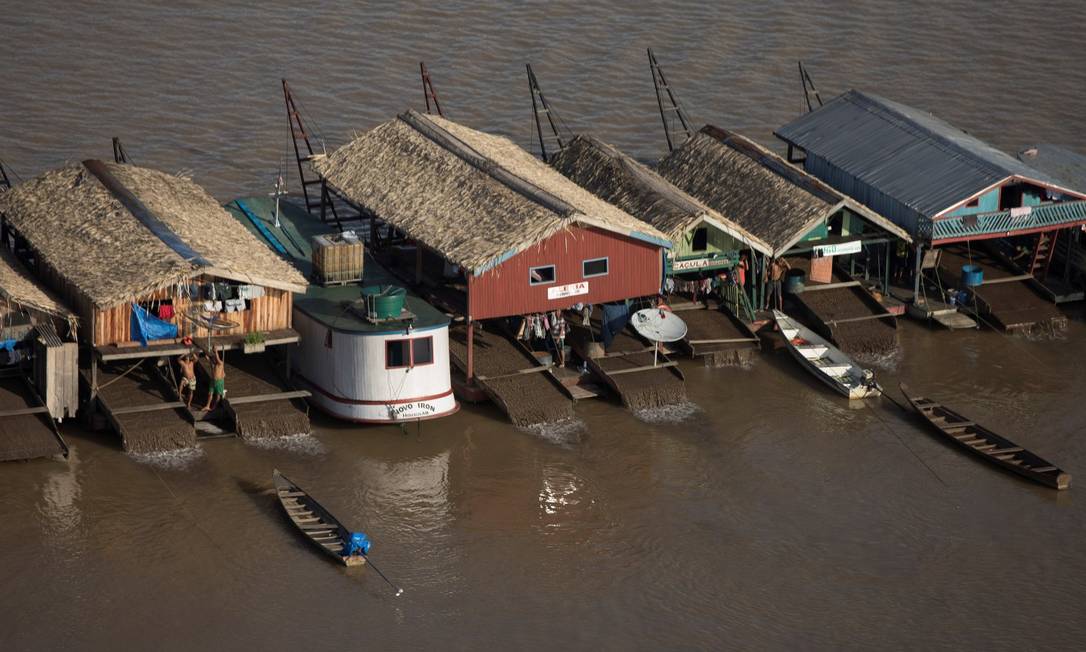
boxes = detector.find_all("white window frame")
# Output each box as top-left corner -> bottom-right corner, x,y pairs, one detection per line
582,256 -> 609,278
529,264 -> 556,286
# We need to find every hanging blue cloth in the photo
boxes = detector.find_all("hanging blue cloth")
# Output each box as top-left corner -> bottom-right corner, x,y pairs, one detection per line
0,339 -> 17,352
131,304 -> 178,347
600,301 -> 630,350
346,532 -> 371,556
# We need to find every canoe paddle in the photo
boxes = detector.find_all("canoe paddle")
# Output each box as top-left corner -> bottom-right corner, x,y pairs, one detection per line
362,554 -> 404,597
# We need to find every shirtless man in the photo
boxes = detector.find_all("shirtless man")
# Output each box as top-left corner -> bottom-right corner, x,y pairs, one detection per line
177,352 -> 198,408
202,346 -> 226,412
768,257 -> 791,311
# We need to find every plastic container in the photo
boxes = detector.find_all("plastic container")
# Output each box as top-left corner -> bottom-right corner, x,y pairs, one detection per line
960,264 -> 984,287
361,285 -> 406,319
783,269 -> 807,294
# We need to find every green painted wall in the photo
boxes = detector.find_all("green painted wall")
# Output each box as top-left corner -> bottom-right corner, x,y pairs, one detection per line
1023,188 -> 1044,207
666,221 -> 745,274
798,221 -> 829,242
672,222 -> 744,259
946,188 -> 999,217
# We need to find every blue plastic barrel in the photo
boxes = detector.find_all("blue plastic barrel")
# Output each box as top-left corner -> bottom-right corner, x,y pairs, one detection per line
961,264 -> 984,287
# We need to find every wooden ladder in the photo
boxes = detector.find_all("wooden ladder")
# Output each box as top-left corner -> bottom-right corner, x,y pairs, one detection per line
1029,230 -> 1059,280
282,79 -> 365,229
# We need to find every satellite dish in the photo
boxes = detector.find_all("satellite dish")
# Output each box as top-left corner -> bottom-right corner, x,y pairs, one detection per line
631,308 -> 687,343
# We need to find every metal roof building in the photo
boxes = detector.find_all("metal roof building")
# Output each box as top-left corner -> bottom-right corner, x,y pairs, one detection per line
775,90 -> 1086,244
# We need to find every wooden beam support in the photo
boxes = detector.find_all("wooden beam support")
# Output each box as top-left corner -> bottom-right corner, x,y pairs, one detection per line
0,406 -> 50,417
604,361 -> 677,376
225,390 -> 311,406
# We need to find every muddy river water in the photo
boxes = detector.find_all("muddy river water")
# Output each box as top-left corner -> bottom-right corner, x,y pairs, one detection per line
2,1 -> 1086,649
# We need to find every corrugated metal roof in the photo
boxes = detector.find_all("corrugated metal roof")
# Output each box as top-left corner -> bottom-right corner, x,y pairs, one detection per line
1018,144 -> 1086,195
775,90 -> 1065,219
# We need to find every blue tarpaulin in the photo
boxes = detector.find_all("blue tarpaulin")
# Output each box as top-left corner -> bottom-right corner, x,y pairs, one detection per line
131,304 -> 178,347
600,301 -> 630,350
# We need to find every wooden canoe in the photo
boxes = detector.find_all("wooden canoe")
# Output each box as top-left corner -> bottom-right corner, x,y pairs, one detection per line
774,310 -> 880,400
900,385 -> 1071,490
273,470 -> 367,566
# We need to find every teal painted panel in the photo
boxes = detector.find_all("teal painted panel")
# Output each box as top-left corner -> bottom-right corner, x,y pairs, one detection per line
799,221 -> 829,242
946,188 -> 999,217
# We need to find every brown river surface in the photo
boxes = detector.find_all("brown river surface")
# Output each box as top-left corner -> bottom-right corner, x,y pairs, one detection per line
3,2 -> 1086,649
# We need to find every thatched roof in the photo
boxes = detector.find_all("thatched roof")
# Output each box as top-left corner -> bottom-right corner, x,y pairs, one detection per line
0,162 -> 306,308
657,126 -> 911,256
313,111 -> 670,273
549,135 -> 773,255
0,248 -> 73,319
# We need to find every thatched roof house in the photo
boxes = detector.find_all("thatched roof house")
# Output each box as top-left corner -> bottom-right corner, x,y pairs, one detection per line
315,111 -> 673,322
0,248 -> 73,322
656,126 -> 911,257
0,161 -> 306,347
314,110 -> 670,275
549,134 -> 772,255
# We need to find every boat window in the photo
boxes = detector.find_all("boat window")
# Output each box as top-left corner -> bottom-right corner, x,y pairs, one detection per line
529,265 -> 556,286
412,337 -> 434,366
386,340 -> 410,368
583,257 -> 608,278
691,227 -> 709,252
324,328 -> 333,349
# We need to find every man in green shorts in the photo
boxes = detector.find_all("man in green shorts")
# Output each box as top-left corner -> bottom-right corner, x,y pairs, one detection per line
202,346 -> 227,411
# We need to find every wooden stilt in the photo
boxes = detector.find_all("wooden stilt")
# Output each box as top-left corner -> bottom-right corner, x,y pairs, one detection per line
466,321 -> 474,382
466,274 -> 474,382
913,243 -> 924,298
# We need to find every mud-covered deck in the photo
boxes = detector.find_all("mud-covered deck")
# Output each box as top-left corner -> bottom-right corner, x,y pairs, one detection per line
792,283 -> 899,358
567,315 -> 687,410
939,246 -> 1066,333
202,352 -> 310,440
94,360 -> 195,453
0,373 -> 67,461
449,324 -> 573,427
672,305 -> 760,367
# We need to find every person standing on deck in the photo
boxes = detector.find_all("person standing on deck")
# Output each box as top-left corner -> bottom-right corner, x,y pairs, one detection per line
767,257 -> 791,311
736,253 -> 748,291
177,352 -> 199,408
203,346 -> 226,412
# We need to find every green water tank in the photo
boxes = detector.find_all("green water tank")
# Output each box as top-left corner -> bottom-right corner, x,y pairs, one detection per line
362,285 -> 406,319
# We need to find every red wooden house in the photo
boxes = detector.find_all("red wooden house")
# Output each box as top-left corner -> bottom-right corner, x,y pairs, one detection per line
314,110 -> 670,378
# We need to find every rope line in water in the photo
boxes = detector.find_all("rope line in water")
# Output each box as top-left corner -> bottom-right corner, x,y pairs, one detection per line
867,388 -> 948,487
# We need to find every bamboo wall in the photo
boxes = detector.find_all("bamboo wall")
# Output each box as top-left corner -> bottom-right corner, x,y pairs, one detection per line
91,276 -> 292,347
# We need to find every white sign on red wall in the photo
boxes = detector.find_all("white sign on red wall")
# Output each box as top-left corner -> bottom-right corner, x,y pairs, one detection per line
547,281 -> 589,300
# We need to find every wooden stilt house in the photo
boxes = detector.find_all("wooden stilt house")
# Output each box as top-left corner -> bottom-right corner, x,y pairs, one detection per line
656,126 -> 912,304
776,91 -> 1086,319
0,161 -> 309,451
0,247 -> 76,460
549,134 -> 773,320
312,111 -> 679,421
